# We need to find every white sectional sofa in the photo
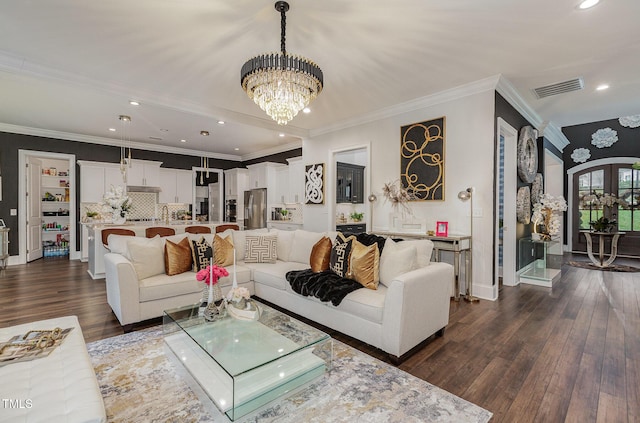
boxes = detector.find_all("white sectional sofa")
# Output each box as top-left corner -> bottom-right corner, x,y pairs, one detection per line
104,229 -> 454,360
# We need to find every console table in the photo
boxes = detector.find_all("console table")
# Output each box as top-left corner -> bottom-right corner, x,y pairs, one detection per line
581,231 -> 625,268
372,231 -> 471,300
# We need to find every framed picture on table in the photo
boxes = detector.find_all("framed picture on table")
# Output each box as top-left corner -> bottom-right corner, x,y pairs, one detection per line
435,221 -> 448,237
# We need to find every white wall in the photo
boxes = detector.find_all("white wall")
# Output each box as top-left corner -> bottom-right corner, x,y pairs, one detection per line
302,90 -> 496,297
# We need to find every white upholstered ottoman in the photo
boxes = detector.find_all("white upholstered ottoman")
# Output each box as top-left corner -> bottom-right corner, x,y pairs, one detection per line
0,316 -> 106,423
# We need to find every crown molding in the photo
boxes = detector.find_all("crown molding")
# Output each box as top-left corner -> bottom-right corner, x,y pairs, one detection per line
0,123 -> 242,161
310,75 -> 501,138
495,75 -> 569,152
240,140 -> 303,162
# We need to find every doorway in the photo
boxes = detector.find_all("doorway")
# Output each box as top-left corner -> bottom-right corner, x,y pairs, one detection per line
571,162 -> 639,256
329,145 -> 370,232
18,150 -> 77,263
495,118 -> 517,292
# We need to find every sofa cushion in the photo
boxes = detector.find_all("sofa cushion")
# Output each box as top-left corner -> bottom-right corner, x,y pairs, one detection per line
310,236 -> 332,272
164,237 -> 193,276
337,284 -> 387,323
269,228 -> 294,261
329,233 -> 355,277
107,234 -> 132,256
220,228 -> 268,260
244,234 -> 278,264
289,230 -> 326,265
401,239 -> 434,268
245,261 -> 309,290
213,234 -> 234,266
127,235 -> 165,280
379,238 -> 417,286
139,272 -> 201,302
190,237 -> 213,271
348,240 -> 380,290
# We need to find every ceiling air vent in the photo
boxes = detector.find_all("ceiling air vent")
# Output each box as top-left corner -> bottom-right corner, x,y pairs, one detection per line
533,78 -> 584,99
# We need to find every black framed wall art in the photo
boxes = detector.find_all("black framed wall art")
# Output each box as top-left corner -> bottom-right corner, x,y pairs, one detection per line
400,116 -> 445,201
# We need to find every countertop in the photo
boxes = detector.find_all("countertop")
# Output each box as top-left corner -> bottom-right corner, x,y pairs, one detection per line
335,221 -> 366,226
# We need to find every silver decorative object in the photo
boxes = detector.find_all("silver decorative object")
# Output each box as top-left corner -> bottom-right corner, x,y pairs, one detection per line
619,115 -> 640,128
517,126 -> 538,183
516,186 -> 531,224
591,127 -> 618,148
571,148 -> 591,163
531,174 -> 543,204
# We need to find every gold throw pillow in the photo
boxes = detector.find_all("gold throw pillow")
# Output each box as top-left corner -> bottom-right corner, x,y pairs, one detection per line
214,234 -> 234,266
348,240 -> 380,290
310,236 -> 332,272
164,237 -> 193,276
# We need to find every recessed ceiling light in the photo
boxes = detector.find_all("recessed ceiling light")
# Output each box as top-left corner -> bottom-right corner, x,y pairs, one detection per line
180,139 -> 187,143
129,100 -> 140,106
108,128 -> 116,132
217,120 -> 225,125
279,133 -> 285,137
200,130 -> 210,136
596,84 -> 609,91
234,147 -> 240,151
578,0 -> 599,9
159,128 -> 169,132
303,108 -> 311,114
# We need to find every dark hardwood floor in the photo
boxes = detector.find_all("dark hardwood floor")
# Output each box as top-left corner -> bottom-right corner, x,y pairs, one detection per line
1,255 -> 638,422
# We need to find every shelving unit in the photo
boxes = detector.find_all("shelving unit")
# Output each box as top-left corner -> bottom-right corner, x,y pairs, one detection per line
41,172 -> 70,257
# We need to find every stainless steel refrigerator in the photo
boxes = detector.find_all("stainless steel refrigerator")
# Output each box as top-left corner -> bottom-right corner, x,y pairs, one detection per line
208,183 -> 220,222
244,188 -> 267,229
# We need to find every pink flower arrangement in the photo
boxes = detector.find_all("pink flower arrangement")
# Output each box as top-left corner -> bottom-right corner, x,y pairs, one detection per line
196,264 -> 229,285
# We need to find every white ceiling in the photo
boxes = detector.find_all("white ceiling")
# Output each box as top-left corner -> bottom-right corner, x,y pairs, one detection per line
1,0 -> 638,159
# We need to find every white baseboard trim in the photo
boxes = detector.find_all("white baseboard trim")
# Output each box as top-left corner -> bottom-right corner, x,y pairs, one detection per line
473,283 -> 498,301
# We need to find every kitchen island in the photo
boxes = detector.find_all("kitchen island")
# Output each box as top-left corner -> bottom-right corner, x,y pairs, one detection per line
83,221 -> 225,279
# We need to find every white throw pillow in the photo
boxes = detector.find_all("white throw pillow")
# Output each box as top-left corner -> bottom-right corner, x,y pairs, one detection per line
289,230 -> 326,265
224,228 -> 268,260
401,239 -> 434,268
126,235 -> 165,280
244,234 -> 278,263
379,238 -> 417,286
107,234 -> 133,256
269,228 -> 294,261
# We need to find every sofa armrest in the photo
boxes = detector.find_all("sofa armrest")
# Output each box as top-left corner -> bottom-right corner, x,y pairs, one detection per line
382,262 -> 453,357
104,253 -> 141,326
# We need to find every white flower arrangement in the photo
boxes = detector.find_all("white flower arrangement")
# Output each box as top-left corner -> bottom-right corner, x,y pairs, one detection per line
570,148 -> 591,164
531,194 -> 567,240
591,127 -> 618,148
101,185 -> 132,220
227,286 -> 250,304
579,192 -> 629,209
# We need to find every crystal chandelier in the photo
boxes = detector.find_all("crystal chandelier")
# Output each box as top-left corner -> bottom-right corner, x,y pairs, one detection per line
241,1 -> 323,125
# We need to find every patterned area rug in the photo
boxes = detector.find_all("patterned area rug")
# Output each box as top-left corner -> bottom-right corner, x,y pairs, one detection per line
87,327 -> 492,422
568,260 -> 640,272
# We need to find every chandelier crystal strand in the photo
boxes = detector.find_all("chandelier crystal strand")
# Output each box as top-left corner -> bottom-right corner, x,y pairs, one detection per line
241,2 -> 323,125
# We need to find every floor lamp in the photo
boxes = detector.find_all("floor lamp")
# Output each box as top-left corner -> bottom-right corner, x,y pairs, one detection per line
457,187 -> 478,302
368,193 -> 377,230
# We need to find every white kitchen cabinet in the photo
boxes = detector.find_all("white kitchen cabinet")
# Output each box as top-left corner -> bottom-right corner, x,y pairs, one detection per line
275,166 -> 290,204
159,169 -> 193,204
78,161 -> 124,203
287,157 -> 304,204
224,168 -> 248,198
127,159 -> 162,186
246,162 -> 284,206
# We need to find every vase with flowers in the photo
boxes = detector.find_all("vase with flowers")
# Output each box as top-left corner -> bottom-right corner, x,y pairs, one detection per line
101,185 -> 132,224
579,192 -> 629,233
531,194 -> 567,241
226,286 -> 260,320
196,264 -> 229,321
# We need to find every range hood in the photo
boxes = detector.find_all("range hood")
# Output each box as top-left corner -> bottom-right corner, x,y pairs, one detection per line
126,185 -> 162,193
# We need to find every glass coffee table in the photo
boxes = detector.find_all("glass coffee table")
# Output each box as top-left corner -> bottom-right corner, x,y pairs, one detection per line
163,299 -> 332,421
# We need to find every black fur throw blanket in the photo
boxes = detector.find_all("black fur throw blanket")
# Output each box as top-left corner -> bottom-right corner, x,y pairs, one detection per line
286,269 -> 362,306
